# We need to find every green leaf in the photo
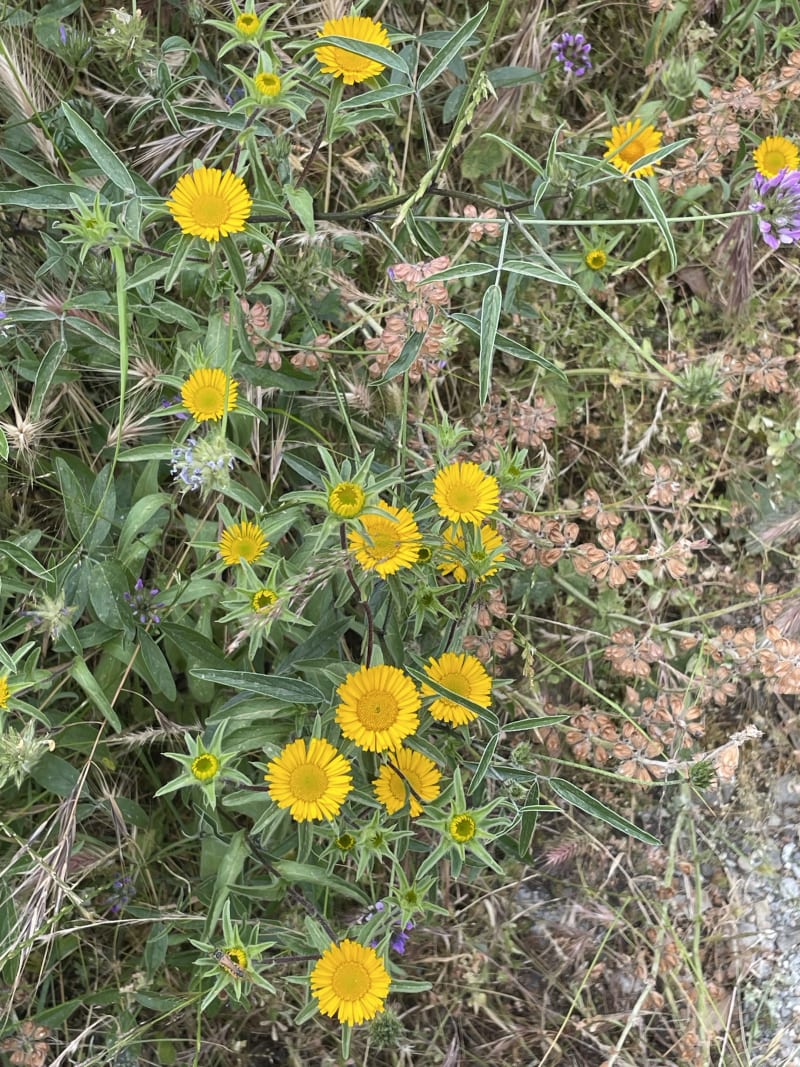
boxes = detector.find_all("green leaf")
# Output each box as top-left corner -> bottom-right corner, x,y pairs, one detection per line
88,561 -> 130,632
0,149 -> 58,186
0,427 -> 7,461
502,259 -> 580,288
480,132 -> 546,180
118,493 -> 171,559
517,780 -> 539,859
380,328 -> 425,381
632,178 -> 677,271
503,714 -> 570,731
61,102 -> 136,194
549,778 -> 660,846
30,752 -> 81,797
0,540 -> 48,578
416,5 -> 487,93
283,184 -> 314,235
189,669 -> 324,704
449,312 -> 565,378
424,262 -> 495,282
469,731 -> 499,794
71,658 -> 122,732
161,624 -> 232,670
275,860 -> 369,904
0,184 -> 94,208
339,84 -> 412,110
29,339 -> 67,422
479,283 -> 502,406
304,35 -> 410,77
138,631 -> 177,701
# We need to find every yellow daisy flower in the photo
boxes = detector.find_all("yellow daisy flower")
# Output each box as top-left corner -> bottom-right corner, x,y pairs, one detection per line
235,13 -> 260,38
449,812 -> 477,843
328,481 -> 367,519
348,502 -> 421,577
372,746 -> 442,817
753,135 -> 800,178
166,166 -> 252,243
432,461 -> 499,525
315,15 -> 391,85
310,939 -> 391,1025
265,737 -> 353,822
603,119 -> 663,179
254,72 -> 282,98
438,524 -> 505,583
422,652 -> 492,727
584,248 -> 607,271
191,752 -> 220,781
251,588 -> 277,612
181,367 -> 238,422
0,674 -> 9,709
336,664 -> 420,751
218,521 -> 269,566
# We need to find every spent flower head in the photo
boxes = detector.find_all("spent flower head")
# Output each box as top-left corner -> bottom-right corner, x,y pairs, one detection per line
0,720 -> 53,789
171,432 -> 237,496
551,31 -> 592,77
750,168 -> 800,249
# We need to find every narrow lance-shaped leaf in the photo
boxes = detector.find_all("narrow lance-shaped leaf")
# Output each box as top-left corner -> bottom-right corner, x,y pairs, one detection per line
479,283 -> 502,406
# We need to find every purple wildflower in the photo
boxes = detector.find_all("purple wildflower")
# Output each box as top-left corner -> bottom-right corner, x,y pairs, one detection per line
59,25 -> 68,45
106,875 -> 136,914
551,31 -> 592,77
124,578 -> 164,626
0,291 -> 6,320
750,168 -> 800,249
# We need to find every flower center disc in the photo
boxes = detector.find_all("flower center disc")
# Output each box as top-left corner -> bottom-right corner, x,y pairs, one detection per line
620,137 -> 647,165
765,150 -> 787,173
196,386 -> 223,412
440,671 -> 470,697
365,525 -> 399,562
290,764 -> 328,801
445,486 -> 475,512
331,959 -> 371,1001
356,691 -> 399,729
330,46 -> 371,75
192,195 -> 231,227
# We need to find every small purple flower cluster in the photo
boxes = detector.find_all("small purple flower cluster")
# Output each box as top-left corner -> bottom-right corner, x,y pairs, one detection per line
368,901 -> 415,956
551,31 -> 592,77
170,435 -> 236,494
124,578 -> 164,626
106,875 -> 136,914
750,168 -> 800,249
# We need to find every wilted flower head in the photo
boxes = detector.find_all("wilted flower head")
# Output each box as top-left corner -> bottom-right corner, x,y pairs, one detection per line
171,433 -> 236,496
750,168 -> 800,249
23,591 -> 77,641
551,31 -> 592,77
0,721 -> 53,790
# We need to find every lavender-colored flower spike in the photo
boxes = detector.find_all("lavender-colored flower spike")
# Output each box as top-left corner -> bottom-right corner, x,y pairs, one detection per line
551,31 -> 592,77
750,168 -> 800,249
